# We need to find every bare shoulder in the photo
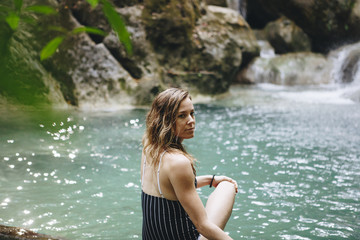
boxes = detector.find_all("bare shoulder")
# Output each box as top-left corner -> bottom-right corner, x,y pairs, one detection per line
163,151 -> 193,171
163,151 -> 195,190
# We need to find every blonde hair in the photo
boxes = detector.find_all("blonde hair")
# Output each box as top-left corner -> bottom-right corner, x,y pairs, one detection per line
142,88 -> 196,173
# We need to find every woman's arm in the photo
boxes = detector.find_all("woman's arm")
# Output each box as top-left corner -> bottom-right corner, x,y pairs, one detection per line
196,175 -> 238,193
168,156 -> 233,240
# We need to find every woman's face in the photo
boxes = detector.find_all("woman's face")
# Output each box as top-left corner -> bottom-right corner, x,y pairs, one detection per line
174,97 -> 195,141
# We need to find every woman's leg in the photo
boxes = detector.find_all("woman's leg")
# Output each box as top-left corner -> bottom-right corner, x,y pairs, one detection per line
199,181 -> 236,239
205,181 -> 236,229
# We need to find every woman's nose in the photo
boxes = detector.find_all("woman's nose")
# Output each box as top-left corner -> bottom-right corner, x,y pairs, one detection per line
187,115 -> 195,124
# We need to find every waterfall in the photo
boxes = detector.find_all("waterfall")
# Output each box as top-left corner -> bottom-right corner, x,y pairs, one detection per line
328,42 -> 360,102
238,0 -> 247,19
328,42 -> 360,84
226,0 -> 247,18
243,40 -> 360,103
226,0 -> 239,12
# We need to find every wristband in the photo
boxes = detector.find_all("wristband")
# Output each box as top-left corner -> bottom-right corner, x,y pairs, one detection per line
209,175 -> 215,188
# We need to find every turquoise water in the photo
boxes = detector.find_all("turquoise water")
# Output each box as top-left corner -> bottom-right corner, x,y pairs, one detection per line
1,85 -> 359,239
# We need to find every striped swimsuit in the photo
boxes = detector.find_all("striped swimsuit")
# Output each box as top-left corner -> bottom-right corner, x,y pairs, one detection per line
141,152 -> 200,240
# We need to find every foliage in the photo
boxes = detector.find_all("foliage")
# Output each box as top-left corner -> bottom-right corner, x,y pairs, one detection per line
0,0 -> 132,60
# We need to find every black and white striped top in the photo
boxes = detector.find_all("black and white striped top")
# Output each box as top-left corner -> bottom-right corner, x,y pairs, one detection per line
141,152 -> 200,240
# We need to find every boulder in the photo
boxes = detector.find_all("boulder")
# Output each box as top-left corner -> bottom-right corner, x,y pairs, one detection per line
162,5 -> 260,95
0,225 -> 62,240
45,12 -> 138,109
116,4 -> 259,97
249,0 -> 360,53
263,17 -> 311,54
103,5 -> 163,105
240,52 -> 330,85
141,0 -> 201,49
64,2 -> 162,105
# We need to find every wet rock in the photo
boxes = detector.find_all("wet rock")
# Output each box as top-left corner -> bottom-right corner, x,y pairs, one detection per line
104,5 -> 165,105
0,225 -> 63,240
45,12 -> 137,109
256,40 -> 276,59
142,0 -> 201,49
114,4 -> 260,97
249,0 -> 360,53
263,17 -> 311,54
241,53 -> 330,85
161,5 -> 260,95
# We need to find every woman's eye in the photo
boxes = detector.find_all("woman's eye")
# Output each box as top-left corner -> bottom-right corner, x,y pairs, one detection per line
178,114 -> 185,118
191,112 -> 195,116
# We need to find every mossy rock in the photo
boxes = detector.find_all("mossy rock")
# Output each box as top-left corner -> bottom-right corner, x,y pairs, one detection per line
142,0 -> 201,49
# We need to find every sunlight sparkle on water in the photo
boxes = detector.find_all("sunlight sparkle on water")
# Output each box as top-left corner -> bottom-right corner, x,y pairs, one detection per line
0,87 -> 359,239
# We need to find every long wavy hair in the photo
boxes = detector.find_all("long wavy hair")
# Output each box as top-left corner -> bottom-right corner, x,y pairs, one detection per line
142,88 -> 196,173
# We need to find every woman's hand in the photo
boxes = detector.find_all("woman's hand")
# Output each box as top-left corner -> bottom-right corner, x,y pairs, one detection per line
212,176 -> 238,193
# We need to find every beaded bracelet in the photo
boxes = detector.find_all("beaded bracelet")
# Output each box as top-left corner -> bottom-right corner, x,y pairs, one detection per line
209,174 -> 215,188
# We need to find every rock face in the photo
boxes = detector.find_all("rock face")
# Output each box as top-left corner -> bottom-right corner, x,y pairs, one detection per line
44,1 -> 138,109
142,0 -> 201,49
5,0 -> 360,107
1,0 -> 261,107
247,0 -> 360,53
241,53 -> 330,85
162,5 -> 259,95
47,1 -> 260,106
263,17 -> 311,54
0,11 -> 66,107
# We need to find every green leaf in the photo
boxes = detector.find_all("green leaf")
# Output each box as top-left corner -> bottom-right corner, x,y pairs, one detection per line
86,0 -> 99,8
6,12 -> 20,30
0,6 -> 12,13
21,15 -> 37,25
101,0 -> 132,55
72,26 -> 106,36
25,5 -> 57,15
48,26 -> 68,34
14,0 -> 23,11
40,36 -> 64,60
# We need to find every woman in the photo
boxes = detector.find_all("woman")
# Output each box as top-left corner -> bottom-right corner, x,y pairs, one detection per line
141,88 -> 238,240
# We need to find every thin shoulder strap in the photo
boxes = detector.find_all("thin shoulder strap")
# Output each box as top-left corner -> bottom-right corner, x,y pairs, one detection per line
141,155 -> 146,188
157,151 -> 166,198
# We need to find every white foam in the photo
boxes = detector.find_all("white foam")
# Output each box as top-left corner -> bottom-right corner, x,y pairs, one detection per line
277,88 -> 355,105
257,83 -> 287,91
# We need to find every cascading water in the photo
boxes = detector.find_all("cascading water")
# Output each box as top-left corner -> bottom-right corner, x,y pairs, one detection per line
226,0 -> 239,12
328,42 -> 360,102
244,40 -> 360,104
226,0 -> 247,18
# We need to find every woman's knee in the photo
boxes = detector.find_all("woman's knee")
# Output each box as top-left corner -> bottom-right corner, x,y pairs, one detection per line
217,181 -> 237,195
